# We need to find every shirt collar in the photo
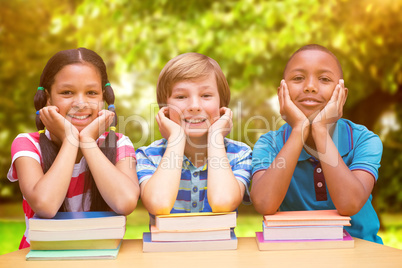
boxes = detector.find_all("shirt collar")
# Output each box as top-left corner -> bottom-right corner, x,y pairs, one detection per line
283,119 -> 353,162
181,138 -> 229,171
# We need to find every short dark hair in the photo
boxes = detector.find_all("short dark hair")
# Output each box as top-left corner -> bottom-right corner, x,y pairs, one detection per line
283,44 -> 343,79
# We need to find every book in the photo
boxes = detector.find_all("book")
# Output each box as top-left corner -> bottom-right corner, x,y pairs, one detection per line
263,222 -> 344,241
150,225 -> 231,242
143,230 -> 238,252
255,230 -> 354,251
30,238 -> 122,250
26,242 -> 122,261
29,227 -> 125,241
29,211 -> 126,231
155,212 -> 236,231
263,210 -> 351,227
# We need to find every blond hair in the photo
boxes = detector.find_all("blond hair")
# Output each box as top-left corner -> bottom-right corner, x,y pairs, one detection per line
156,52 -> 230,108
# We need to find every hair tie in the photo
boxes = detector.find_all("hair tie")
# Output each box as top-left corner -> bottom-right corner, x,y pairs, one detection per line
36,111 -> 40,115
38,129 -> 45,134
37,87 -> 45,91
104,83 -> 111,88
108,104 -> 115,109
110,126 -> 116,132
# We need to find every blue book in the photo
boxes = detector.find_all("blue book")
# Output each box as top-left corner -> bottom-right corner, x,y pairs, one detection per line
143,229 -> 237,252
26,241 -> 122,260
29,211 -> 126,231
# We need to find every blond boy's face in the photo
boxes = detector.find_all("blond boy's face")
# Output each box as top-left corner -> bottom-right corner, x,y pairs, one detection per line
166,72 -> 221,139
284,50 -> 342,118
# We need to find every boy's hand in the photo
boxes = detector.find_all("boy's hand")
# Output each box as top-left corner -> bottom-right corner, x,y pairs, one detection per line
278,80 -> 310,140
39,106 -> 79,146
208,107 -> 233,141
79,109 -> 115,146
312,79 -> 348,130
156,106 -> 185,143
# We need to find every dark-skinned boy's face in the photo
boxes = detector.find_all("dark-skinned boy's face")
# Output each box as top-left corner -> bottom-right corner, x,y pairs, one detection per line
283,50 -> 342,119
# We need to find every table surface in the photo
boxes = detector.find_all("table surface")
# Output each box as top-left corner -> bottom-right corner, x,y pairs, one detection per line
1,237 -> 401,268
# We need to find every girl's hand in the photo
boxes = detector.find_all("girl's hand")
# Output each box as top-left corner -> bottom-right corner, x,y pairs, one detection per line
278,80 -> 310,139
208,107 -> 233,141
79,109 -> 115,144
312,79 -> 348,130
156,106 -> 185,143
39,106 -> 79,146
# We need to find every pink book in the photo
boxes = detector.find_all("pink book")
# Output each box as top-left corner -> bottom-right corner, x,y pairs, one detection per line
263,210 -> 351,227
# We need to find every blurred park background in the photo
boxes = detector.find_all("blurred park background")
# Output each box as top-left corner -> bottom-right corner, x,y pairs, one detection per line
1,0 -> 401,254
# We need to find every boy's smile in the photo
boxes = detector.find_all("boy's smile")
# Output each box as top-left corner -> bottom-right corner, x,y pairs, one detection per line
47,63 -> 104,132
184,117 -> 207,125
284,50 -> 342,118
167,72 -> 221,139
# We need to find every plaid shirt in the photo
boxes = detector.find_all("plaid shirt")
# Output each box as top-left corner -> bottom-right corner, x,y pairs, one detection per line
136,138 -> 252,213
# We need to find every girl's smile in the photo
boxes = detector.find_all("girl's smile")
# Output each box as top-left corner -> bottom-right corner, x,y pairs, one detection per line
47,63 -> 104,132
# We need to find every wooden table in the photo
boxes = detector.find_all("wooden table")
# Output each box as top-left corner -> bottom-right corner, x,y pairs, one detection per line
1,237 -> 401,268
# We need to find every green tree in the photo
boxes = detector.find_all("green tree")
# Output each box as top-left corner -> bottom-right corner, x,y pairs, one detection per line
0,0 -> 80,200
1,0 -> 401,211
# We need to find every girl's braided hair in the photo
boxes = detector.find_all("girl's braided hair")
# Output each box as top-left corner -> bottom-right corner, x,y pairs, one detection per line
34,47 -> 117,211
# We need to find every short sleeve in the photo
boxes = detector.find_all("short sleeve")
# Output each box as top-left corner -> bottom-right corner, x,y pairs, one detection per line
230,145 -> 252,188
7,134 -> 42,182
135,147 -> 158,184
349,131 -> 383,181
115,134 -> 136,163
251,131 -> 283,175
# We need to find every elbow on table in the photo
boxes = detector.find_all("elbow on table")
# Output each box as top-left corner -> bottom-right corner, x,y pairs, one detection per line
143,197 -> 173,216
112,196 -> 139,216
149,206 -> 172,216
336,205 -> 361,217
32,199 -> 60,219
209,196 -> 240,213
250,196 -> 279,216
335,199 -> 366,216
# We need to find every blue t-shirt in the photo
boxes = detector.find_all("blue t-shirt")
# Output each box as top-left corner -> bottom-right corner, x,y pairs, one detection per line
136,138 -> 252,213
252,118 -> 383,243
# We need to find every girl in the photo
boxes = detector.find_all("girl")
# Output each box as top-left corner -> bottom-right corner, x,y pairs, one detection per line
7,48 -> 140,249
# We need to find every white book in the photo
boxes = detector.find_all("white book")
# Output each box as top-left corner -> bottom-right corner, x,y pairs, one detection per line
150,226 -> 231,242
29,227 -> 125,241
143,230 -> 237,252
263,222 -> 344,241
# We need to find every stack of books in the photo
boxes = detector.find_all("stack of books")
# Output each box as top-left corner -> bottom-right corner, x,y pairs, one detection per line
26,211 -> 125,260
255,210 -> 354,251
143,212 -> 238,252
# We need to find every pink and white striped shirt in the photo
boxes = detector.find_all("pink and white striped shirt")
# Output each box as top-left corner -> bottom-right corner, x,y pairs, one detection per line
7,131 -> 136,249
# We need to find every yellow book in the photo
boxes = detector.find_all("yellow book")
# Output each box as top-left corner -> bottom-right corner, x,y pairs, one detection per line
155,212 -> 236,231
30,239 -> 122,250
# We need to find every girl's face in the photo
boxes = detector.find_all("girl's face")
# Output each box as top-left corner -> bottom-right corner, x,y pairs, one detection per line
47,63 -> 104,132
284,50 -> 343,119
167,72 -> 221,139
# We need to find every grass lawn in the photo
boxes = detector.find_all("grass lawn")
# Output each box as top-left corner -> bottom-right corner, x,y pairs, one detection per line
1,202 -> 401,255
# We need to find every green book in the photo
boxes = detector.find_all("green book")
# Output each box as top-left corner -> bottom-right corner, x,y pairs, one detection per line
26,241 -> 121,261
